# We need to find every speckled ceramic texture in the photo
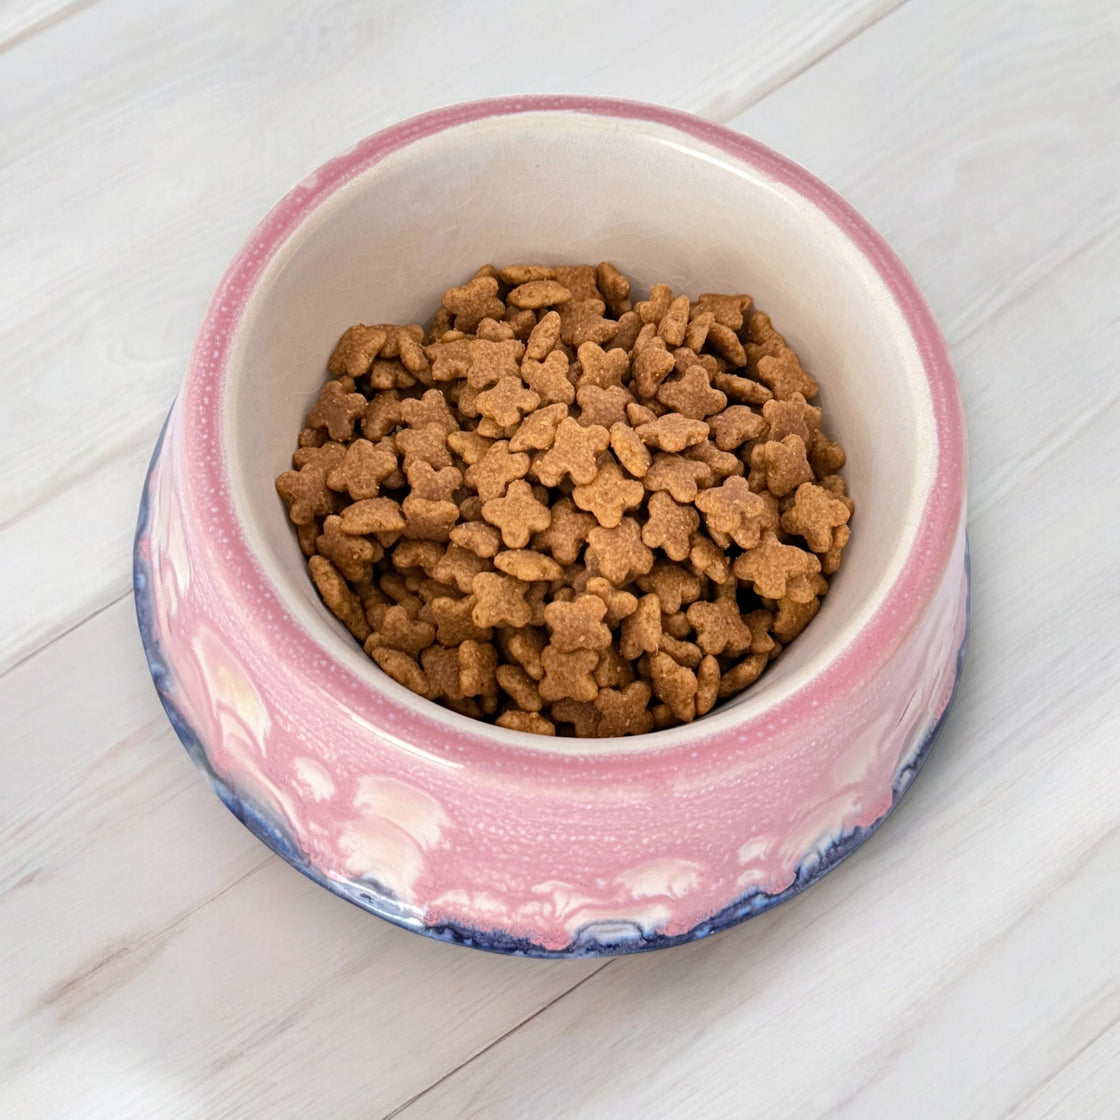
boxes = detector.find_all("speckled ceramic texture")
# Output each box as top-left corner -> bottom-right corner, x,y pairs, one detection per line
134,96 -> 969,957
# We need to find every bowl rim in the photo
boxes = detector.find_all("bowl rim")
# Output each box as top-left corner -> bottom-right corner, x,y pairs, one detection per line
178,94 -> 967,761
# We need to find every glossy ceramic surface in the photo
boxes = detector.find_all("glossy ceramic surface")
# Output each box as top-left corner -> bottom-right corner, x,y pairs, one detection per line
134,96 -> 969,956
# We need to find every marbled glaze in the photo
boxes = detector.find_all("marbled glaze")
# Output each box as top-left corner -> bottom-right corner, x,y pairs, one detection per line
134,98 -> 968,955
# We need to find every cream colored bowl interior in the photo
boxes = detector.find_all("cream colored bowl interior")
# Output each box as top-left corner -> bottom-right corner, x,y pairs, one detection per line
223,110 -> 936,748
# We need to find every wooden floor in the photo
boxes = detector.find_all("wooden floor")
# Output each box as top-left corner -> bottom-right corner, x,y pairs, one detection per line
2,1 -> 1118,1116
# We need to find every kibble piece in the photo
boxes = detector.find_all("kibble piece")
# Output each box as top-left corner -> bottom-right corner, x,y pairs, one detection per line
733,531 -> 822,600
308,380 -> 369,441
642,491 -> 699,562
534,418 -> 611,487
544,594 -> 612,652
482,479 -> 551,548
309,555 -> 371,640
507,279 -> 573,309
572,462 -> 645,528
539,646 -> 601,703
471,571 -> 533,628
329,325 -> 387,379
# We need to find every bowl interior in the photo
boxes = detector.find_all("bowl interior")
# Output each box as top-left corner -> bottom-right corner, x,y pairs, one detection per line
221,109 -> 937,748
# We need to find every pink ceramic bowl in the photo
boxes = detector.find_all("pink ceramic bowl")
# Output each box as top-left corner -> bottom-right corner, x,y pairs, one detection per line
134,96 -> 969,956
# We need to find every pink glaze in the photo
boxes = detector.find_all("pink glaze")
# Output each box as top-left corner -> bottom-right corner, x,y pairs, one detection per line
140,98 -> 968,952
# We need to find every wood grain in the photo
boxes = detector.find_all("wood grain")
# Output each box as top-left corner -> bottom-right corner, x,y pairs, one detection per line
1,0 -> 1117,1116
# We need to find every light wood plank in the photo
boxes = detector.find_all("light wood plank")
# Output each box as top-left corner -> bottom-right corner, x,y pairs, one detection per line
0,0 -> 91,49
0,597 -> 609,1117
0,0 -> 898,674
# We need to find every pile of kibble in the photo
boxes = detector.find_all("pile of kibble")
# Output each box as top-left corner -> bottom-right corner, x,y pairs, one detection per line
275,263 -> 852,737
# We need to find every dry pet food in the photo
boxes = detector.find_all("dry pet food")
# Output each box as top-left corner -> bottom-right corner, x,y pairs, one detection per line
276,263 -> 851,737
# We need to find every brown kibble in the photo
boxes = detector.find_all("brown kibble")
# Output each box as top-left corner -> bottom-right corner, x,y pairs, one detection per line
464,439 -> 530,502
534,417 -> 611,487
756,347 -> 819,401
585,518 -> 655,585
476,375 -> 541,427
521,350 -> 575,406
544,594 -> 611,652
585,576 -> 638,626
507,279 -> 573,309
557,299 -> 618,347
531,497 -> 596,565
708,405 -> 767,451
821,523 -> 850,575
425,337 -> 472,383
401,495 -> 459,541
449,520 -> 502,559
458,639 -> 499,698
539,646 -> 600,703
467,338 -> 525,389
648,651 -> 697,722
733,530 -> 822,600
339,497 -> 405,535
688,533 -> 731,583
695,655 -> 720,716
642,491 -> 699,562
656,365 -> 728,420
762,392 -> 822,445
596,261 -> 631,316
576,384 -> 633,429
494,549 -> 564,582
595,681 -> 654,736
365,603 -> 435,659
771,595 -> 822,642
509,402 -> 569,453
810,429 -> 847,477
572,461 -> 645,528
396,424 -> 454,471
420,644 -> 463,701
780,482 -> 852,553
718,653 -> 769,697
619,593 -> 663,659
308,380 -> 368,441
704,321 -> 747,366
683,439 -> 743,481
316,515 -> 378,583
631,340 -> 677,398
471,571 -> 533,628
369,646 -> 431,697
496,664 -> 543,711
442,275 -> 505,332
609,422 -> 652,478
500,264 -> 556,285
430,544 -> 490,594
760,434 -> 815,497
712,372 -> 773,406
482,479 -> 551,548
505,627 -> 548,682
695,475 -> 767,549
496,710 -> 556,735
276,462 -> 337,525
289,264 -> 850,735
694,292 -> 752,331
656,294 -> 691,347
549,698 -> 600,737
428,595 -> 493,646
687,598 -> 754,657
636,413 -> 710,453
329,324 -> 387,379
309,555 -> 371,640
636,562 -> 703,613
644,453 -> 713,503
